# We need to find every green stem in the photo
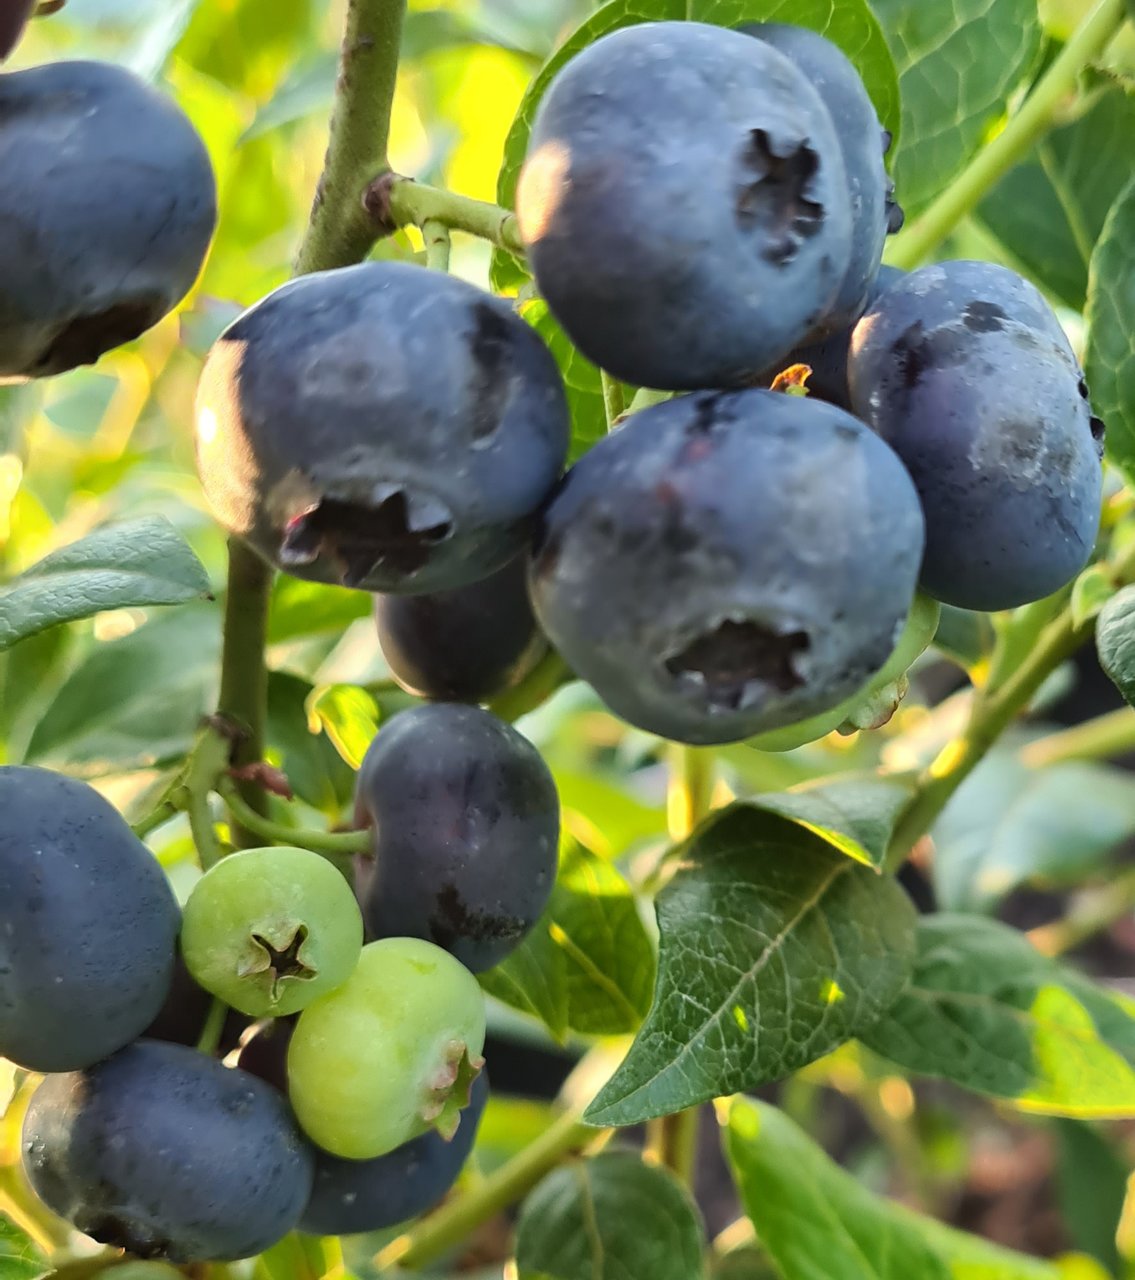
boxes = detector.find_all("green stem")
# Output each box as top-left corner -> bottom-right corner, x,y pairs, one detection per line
601,372 -> 626,426
374,1106 -> 599,1271
376,177 -> 525,256
218,781 -> 370,860
487,649 -> 570,723
886,607 -> 1085,866
651,745 -> 717,1187
421,217 -> 452,271
178,726 -> 232,869
888,534 -> 1135,866
217,539 -> 272,844
887,0 -> 1128,269
195,997 -> 228,1056
130,799 -> 179,839
294,0 -> 408,275
1021,706 -> 1135,767
216,1 -> 408,847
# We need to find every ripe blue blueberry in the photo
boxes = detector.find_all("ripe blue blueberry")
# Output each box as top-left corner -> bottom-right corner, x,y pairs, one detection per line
22,1040 -> 314,1262
374,555 -> 547,703
0,61 -> 216,378
196,262 -> 569,593
356,704 -> 560,972
744,24 -> 900,335
529,389 -> 925,745
848,260 -> 1104,611
517,21 -> 852,390
299,1070 -> 489,1236
0,766 -> 180,1072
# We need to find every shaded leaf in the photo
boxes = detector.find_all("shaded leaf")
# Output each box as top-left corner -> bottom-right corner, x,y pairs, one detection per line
481,842 -> 654,1039
933,604 -> 996,671
1097,582 -> 1135,706
932,748 -> 1135,910
977,86 -> 1135,311
266,671 -> 356,816
492,0 -> 900,293
723,1095 -> 1067,1280
516,1150 -> 706,1280
0,517 -> 211,651
1086,177 -> 1135,484
753,773 -> 914,869
480,916 -> 570,1042
554,768 -> 666,858
25,604 -> 220,776
859,914 -> 1135,1116
584,805 -> 916,1126
874,0 -> 1043,219
241,53 -> 338,140
1055,1119 -> 1128,1276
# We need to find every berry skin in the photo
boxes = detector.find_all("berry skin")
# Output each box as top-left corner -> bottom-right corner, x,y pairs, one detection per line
374,554 -> 547,703
516,21 -> 852,390
195,261 -> 569,594
0,61 -> 216,379
0,766 -> 180,1072
847,260 -> 1104,611
744,24 -> 897,335
180,846 -> 364,1018
529,389 -> 925,745
773,267 -> 906,412
299,1069 -> 489,1236
355,704 -> 559,972
22,1040 -> 314,1262
287,937 -> 486,1160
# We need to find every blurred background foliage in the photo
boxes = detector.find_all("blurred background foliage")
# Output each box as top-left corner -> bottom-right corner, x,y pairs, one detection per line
1,0 -> 1135,1274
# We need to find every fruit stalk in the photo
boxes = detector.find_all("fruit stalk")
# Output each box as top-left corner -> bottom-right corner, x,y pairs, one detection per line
888,0 -> 1129,269
374,175 -> 525,255
217,780 -> 370,861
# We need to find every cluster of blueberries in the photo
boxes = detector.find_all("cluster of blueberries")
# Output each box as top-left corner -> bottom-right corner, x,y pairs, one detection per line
200,20 -> 1106,749
0,12 -> 1107,1266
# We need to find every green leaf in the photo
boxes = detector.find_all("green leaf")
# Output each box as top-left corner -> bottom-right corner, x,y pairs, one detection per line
1086,177 -> 1135,484
1097,584 -> 1135,706
723,1095 -> 1066,1280
481,842 -> 655,1038
0,1218 -> 48,1280
932,749 -> 1135,909
266,672 -> 356,816
551,843 -> 656,1035
240,53 -> 338,141
491,0 -> 901,293
0,517 -> 212,651
480,914 -> 570,1042
752,773 -> 914,870
520,298 -> 611,459
859,914 -> 1135,1116
1071,564 -> 1117,629
25,604 -> 220,776
977,86 -> 1135,311
305,684 -> 380,771
933,605 -> 996,672
554,768 -> 666,858
1054,1119 -> 1128,1276
267,576 -> 372,645
584,805 -> 917,1126
874,0 -> 1043,219
515,1150 -> 706,1280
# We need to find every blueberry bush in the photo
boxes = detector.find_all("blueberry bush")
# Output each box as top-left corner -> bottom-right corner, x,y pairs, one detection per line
1,0 -> 1134,1277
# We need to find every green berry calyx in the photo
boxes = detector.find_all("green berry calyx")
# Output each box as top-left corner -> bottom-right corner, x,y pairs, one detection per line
420,1040 -> 485,1140
237,924 -> 317,1004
